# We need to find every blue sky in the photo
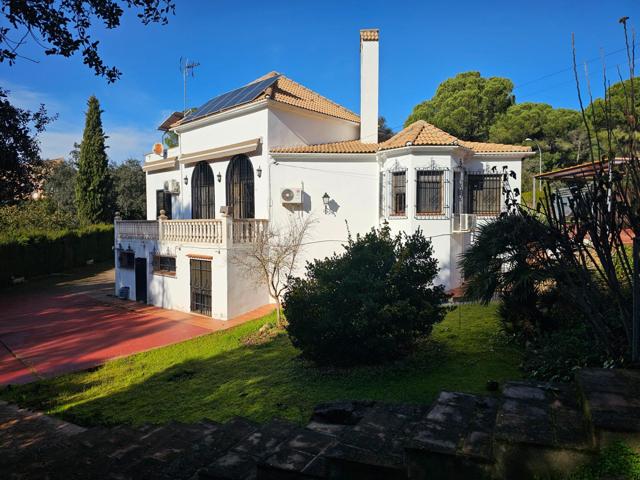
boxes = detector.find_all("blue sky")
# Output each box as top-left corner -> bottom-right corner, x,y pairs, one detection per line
2,0 -> 638,161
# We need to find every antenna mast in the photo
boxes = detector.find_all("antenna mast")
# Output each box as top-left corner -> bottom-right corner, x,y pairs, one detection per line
180,57 -> 200,114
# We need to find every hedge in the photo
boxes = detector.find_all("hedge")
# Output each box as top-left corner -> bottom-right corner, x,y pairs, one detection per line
0,224 -> 114,285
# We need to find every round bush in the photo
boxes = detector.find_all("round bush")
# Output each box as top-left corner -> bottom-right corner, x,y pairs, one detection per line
283,225 -> 450,367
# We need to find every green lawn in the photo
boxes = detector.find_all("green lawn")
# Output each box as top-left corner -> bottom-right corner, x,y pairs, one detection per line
0,304 -> 522,427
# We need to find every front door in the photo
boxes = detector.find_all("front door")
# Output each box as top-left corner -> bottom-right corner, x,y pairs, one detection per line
135,258 -> 147,303
190,259 -> 212,316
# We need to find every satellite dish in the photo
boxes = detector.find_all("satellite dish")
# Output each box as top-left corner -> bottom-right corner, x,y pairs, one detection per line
153,143 -> 164,155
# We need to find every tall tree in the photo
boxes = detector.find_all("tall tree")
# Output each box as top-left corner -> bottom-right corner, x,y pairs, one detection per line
405,72 -> 514,141
0,88 -> 55,204
45,160 -> 78,218
76,96 -> 111,224
110,159 -> 146,219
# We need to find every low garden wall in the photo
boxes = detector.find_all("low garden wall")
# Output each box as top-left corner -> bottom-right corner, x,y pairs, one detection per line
0,224 -> 114,285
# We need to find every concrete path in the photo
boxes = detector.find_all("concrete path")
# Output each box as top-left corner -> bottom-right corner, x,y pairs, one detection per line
0,263 -> 274,385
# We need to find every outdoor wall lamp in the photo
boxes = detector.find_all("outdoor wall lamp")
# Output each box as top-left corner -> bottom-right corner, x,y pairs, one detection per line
322,192 -> 330,214
256,165 -> 262,178
217,172 -> 222,183
183,175 -> 188,186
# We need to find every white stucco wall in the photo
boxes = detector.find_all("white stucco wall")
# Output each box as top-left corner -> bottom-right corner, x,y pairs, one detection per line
267,155 -> 379,278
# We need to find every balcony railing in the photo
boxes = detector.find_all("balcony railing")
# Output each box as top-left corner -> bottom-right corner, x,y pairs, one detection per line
116,220 -> 159,240
115,217 -> 268,246
452,214 -> 477,233
232,219 -> 268,244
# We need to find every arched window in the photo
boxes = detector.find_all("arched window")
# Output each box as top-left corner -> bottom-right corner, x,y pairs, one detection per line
191,161 -> 216,219
226,155 -> 254,218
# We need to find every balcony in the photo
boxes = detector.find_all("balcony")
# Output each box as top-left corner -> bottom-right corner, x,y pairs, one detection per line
115,216 -> 268,246
452,214 -> 476,233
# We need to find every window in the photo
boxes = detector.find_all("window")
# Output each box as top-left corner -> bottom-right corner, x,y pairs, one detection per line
118,249 -> 135,269
466,174 -> 502,215
153,255 -> 176,275
226,155 -> 254,219
156,190 -> 172,219
416,170 -> 443,215
391,171 -> 406,216
192,161 -> 215,219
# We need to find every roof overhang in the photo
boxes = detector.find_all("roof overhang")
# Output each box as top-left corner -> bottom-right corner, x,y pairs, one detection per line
535,157 -> 629,181
143,156 -> 178,173
180,138 -> 262,165
269,152 -> 377,161
172,100 -> 268,133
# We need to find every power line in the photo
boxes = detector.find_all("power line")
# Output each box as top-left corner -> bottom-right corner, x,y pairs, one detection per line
514,42 -> 638,91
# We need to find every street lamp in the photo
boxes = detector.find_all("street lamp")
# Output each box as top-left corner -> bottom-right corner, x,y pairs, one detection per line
525,138 -> 543,206
322,192 -> 330,214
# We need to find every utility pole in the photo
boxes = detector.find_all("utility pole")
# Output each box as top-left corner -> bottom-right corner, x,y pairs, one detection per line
525,138 -> 542,207
180,57 -> 200,114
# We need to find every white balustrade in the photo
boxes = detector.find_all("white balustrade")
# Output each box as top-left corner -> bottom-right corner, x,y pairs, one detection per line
115,218 -> 268,245
116,220 -> 159,240
232,219 -> 269,244
162,219 -> 224,244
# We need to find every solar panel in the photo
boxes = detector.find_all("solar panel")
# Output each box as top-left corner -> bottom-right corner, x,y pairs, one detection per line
184,75 -> 280,123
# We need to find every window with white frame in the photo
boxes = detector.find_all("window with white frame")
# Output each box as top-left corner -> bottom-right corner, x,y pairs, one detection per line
391,171 -> 406,216
416,170 -> 444,215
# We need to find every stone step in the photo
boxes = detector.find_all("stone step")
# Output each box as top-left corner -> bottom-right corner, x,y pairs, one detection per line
320,402 -> 432,480
493,381 -> 594,479
257,427 -> 339,479
576,368 -> 640,451
196,418 -> 298,480
404,391 -> 498,480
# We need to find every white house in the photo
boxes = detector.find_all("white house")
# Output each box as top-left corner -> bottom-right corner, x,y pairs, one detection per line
114,29 -> 533,320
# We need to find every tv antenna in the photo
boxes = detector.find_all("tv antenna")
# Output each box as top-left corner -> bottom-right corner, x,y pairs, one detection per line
180,57 -> 200,114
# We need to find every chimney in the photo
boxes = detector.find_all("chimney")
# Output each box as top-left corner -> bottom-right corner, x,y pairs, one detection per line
360,28 -> 379,144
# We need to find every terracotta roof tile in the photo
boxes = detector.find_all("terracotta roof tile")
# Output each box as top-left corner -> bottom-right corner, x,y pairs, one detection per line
458,140 -> 532,153
379,120 -> 459,150
360,29 -> 379,41
271,140 -> 378,154
271,121 -> 531,156
262,75 -> 360,123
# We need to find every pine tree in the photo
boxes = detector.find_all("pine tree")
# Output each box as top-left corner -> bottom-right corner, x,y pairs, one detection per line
75,96 -> 111,224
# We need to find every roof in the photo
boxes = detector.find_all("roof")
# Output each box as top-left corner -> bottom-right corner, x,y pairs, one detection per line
458,140 -> 533,153
175,72 -> 359,127
360,29 -> 379,41
158,111 -> 184,131
271,120 -> 532,155
535,157 -> 630,181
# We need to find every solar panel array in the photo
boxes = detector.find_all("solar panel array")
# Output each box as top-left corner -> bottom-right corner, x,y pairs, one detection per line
184,75 -> 280,123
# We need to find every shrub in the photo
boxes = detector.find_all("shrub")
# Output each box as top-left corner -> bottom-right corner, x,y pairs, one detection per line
0,224 -> 114,285
284,224 -> 450,367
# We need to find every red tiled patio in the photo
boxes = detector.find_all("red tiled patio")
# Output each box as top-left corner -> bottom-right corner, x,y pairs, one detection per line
0,264 -> 273,385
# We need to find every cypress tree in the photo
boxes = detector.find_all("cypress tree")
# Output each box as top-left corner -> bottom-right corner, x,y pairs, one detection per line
76,95 -> 111,224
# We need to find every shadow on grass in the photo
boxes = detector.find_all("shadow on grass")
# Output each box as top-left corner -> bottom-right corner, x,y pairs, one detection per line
1,304 -> 522,428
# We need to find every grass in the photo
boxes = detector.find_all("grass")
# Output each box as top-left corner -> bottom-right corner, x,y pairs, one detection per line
0,304 -> 522,427
565,442 -> 640,480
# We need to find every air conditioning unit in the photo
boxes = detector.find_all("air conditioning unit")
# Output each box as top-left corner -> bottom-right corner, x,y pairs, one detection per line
452,214 -> 477,233
281,187 -> 302,205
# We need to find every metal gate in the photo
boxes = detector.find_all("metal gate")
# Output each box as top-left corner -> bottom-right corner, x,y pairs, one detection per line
135,257 -> 147,303
190,259 -> 212,316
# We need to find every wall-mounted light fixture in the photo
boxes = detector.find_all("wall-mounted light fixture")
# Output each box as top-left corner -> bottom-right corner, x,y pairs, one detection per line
322,192 -> 330,214
217,172 -> 222,183
256,166 -> 262,178
183,175 -> 188,186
